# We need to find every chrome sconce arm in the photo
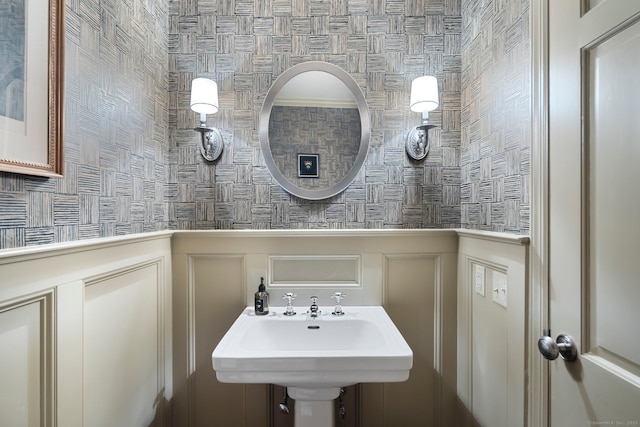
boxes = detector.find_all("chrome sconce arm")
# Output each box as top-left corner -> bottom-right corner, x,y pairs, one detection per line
406,111 -> 437,161
194,113 -> 223,162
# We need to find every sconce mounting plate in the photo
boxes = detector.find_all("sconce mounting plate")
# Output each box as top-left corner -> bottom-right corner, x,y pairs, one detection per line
406,125 -> 436,161
194,126 -> 223,162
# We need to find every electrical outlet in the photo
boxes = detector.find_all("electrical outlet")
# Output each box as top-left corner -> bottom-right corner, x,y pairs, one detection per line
474,264 -> 485,296
492,271 -> 508,308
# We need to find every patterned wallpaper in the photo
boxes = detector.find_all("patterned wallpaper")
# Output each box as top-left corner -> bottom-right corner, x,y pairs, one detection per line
460,0 -> 530,233
0,0 -> 532,249
168,0 -> 463,230
269,105 -> 361,190
0,0 -> 169,249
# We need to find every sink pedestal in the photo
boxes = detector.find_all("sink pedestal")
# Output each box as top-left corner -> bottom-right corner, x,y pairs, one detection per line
288,387 -> 341,427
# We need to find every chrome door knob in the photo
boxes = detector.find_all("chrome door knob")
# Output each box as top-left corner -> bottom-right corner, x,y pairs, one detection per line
538,332 -> 578,362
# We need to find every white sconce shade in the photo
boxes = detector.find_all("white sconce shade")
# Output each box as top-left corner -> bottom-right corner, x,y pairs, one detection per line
410,76 -> 439,113
190,78 -> 219,114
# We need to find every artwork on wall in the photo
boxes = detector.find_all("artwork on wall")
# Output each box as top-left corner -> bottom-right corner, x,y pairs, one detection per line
298,154 -> 319,178
0,0 -> 63,177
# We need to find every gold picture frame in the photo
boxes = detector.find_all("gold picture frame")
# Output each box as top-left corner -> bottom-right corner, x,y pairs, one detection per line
0,0 -> 64,177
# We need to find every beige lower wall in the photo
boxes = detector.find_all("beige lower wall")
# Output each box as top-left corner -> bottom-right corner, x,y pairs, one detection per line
0,232 -> 173,427
171,230 -> 459,427
0,229 -> 529,427
456,231 -> 529,427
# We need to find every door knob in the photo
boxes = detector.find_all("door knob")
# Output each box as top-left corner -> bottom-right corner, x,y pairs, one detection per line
538,332 -> 578,362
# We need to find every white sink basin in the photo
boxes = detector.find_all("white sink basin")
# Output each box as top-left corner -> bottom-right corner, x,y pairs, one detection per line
212,305 -> 413,388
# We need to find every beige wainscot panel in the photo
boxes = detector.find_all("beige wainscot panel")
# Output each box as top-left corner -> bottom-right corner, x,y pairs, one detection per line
84,260 -> 167,427
456,230 -> 529,427
361,251 -> 457,427
0,291 -> 53,427
172,252 -> 269,427
172,230 -> 458,427
0,232 -> 173,427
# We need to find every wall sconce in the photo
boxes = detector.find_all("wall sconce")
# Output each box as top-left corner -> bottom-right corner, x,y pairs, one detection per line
190,78 -> 223,162
406,76 -> 439,161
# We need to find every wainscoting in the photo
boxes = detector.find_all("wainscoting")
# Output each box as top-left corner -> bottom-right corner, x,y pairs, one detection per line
171,230 -> 460,427
0,232 -> 173,427
0,229 -> 528,426
456,231 -> 529,427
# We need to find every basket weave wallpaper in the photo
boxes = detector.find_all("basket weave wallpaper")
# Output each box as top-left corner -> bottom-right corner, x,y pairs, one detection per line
0,0 -> 530,249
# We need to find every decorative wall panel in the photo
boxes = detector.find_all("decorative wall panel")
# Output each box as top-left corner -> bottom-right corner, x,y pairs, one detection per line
0,232 -> 172,427
171,229 -> 459,426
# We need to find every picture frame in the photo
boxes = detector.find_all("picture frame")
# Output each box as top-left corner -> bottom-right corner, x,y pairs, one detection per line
0,0 -> 64,177
298,154 -> 319,178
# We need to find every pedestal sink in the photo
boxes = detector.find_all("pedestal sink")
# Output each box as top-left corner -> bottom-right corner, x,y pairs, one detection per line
212,305 -> 412,427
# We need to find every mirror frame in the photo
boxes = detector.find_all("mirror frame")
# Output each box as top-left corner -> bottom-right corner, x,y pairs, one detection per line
259,61 -> 370,200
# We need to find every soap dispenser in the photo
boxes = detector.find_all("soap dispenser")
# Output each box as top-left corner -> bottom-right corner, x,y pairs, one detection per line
254,277 -> 269,315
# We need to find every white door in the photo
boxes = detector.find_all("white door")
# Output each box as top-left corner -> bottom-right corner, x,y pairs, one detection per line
547,1 -> 640,425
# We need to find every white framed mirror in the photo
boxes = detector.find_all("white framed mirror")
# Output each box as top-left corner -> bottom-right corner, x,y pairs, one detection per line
259,62 -> 371,200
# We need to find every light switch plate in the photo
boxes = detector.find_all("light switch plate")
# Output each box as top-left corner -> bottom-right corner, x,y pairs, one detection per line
492,271 -> 508,308
474,264 -> 485,296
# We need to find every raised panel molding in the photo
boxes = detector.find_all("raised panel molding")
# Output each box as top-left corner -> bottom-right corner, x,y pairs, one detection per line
269,255 -> 361,288
0,290 -> 54,427
457,234 -> 528,427
83,259 -> 167,427
359,253 -> 457,427
0,232 -> 173,427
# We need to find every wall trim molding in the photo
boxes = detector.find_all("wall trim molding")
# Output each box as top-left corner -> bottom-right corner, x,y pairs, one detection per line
0,231 -> 173,265
455,229 -> 530,245
0,289 -> 55,427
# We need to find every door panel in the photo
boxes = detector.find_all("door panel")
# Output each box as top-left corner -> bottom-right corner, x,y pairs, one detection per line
549,0 -> 640,425
587,22 -> 640,371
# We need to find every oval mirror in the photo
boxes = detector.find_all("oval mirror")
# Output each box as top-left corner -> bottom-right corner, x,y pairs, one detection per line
259,62 -> 370,200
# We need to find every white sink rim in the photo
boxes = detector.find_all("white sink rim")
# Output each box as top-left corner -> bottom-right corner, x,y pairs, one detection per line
212,305 -> 413,388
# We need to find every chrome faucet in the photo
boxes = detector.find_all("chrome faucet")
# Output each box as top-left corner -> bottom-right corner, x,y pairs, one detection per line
331,292 -> 346,316
282,292 -> 297,316
308,296 -> 320,318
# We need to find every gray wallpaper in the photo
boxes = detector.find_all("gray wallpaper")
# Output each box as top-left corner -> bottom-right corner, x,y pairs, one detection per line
0,0 -> 169,249
460,0 -> 530,233
168,0 -> 463,230
0,0 -> 532,249
269,105 -> 361,190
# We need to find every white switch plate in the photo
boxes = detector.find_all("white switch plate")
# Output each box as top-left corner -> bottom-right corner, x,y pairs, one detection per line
474,264 -> 485,296
492,271 -> 508,308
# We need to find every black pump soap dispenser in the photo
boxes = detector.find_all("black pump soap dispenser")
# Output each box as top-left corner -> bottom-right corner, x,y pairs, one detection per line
254,277 -> 269,315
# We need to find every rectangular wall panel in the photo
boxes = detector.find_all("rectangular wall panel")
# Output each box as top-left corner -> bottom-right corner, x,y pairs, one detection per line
191,255 -> 268,427
0,232 -> 173,427
84,263 -> 162,427
456,232 -> 528,427
361,255 -> 437,427
0,300 -> 42,427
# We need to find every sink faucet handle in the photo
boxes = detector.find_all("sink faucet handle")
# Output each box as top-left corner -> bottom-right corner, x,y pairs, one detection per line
283,292 -> 297,301
331,292 -> 346,303
282,292 -> 297,316
331,292 -> 346,316
310,296 -> 318,304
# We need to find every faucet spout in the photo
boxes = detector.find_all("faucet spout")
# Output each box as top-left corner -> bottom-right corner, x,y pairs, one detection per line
308,296 -> 320,318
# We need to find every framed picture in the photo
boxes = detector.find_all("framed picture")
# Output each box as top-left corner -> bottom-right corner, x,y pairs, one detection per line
0,0 -> 64,177
298,154 -> 319,178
